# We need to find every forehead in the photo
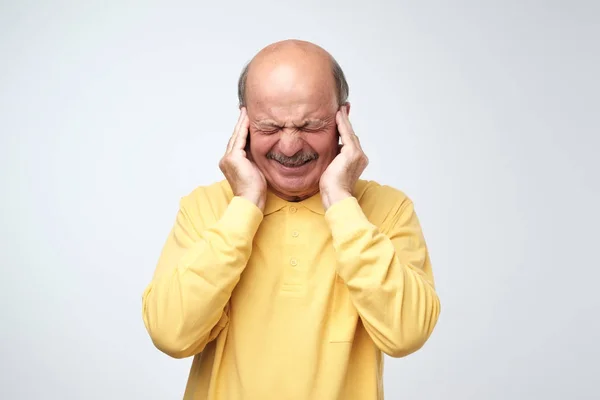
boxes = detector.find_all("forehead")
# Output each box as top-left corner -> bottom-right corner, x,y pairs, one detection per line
247,84 -> 338,125
246,62 -> 338,122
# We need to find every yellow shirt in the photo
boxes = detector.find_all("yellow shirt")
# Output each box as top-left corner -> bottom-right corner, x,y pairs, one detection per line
142,179 -> 440,399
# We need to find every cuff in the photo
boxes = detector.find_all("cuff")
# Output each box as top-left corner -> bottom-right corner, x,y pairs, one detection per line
217,196 -> 264,238
324,196 -> 372,243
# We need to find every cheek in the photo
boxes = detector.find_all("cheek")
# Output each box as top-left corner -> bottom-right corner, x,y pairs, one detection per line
306,134 -> 338,158
249,134 -> 275,157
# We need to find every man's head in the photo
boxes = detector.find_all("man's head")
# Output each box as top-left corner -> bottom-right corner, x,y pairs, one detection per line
237,39 -> 349,201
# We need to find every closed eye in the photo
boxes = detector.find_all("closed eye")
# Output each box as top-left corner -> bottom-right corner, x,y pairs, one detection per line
301,126 -> 327,133
297,120 -> 327,132
259,128 -> 279,135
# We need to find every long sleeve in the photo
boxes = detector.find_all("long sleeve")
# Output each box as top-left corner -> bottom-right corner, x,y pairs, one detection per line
142,194 -> 263,359
325,195 -> 440,358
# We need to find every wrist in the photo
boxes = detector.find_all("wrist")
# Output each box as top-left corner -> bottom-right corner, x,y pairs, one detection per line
241,191 -> 265,212
321,188 -> 352,211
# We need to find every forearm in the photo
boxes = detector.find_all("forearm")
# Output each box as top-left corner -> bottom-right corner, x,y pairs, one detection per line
326,197 -> 440,357
338,241 -> 440,357
142,196 -> 263,358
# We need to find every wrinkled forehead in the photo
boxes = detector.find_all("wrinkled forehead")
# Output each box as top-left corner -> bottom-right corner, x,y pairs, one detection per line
246,62 -> 338,116
247,90 -> 338,128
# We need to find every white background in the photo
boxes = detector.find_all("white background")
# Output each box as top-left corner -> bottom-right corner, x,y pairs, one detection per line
1,1 -> 599,399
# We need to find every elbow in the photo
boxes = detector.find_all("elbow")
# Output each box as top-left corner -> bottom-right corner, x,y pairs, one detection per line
147,326 -> 202,359
142,303 -> 206,359
382,299 -> 441,358
381,331 -> 431,358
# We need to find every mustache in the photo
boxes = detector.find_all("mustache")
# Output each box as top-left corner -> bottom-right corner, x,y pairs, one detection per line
266,150 -> 319,167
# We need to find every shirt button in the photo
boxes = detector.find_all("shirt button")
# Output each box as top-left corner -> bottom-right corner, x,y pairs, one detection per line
292,231 -> 299,238
290,206 -> 297,213
290,258 -> 298,267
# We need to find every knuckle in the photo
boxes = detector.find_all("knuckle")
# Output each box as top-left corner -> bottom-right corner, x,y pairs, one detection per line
220,154 -> 233,166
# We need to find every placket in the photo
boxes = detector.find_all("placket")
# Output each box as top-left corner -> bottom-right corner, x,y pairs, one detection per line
279,204 -> 308,297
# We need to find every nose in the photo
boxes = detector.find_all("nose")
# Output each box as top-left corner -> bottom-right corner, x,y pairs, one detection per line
277,131 -> 304,157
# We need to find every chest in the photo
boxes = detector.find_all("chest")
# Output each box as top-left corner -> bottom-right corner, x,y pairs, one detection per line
234,210 -> 338,300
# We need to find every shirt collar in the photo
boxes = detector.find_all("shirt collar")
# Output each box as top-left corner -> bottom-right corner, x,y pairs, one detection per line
267,179 -> 370,215
297,192 -> 325,215
264,189 -> 325,215
221,179 -> 344,216
263,190 -> 287,215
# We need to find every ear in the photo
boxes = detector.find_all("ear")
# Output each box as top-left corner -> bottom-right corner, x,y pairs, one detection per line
343,102 -> 351,116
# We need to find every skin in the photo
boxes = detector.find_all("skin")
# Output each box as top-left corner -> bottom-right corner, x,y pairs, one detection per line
219,40 -> 368,212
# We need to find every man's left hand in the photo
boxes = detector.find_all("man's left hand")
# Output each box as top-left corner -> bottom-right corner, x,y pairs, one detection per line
320,105 -> 369,211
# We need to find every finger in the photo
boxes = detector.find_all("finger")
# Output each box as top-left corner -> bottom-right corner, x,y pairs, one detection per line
341,106 -> 364,150
231,110 -> 250,151
336,107 -> 358,147
226,108 -> 246,153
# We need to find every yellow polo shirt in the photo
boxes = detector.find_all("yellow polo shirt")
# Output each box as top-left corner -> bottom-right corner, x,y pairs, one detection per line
142,179 -> 440,399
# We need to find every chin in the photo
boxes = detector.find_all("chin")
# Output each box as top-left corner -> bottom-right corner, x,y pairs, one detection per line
269,174 -> 319,198
273,176 -> 315,193
259,156 -> 331,199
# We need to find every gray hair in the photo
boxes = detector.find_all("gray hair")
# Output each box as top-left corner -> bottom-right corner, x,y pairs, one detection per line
237,55 -> 349,107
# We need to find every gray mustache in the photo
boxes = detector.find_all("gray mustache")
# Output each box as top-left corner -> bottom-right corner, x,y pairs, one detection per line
267,151 -> 318,167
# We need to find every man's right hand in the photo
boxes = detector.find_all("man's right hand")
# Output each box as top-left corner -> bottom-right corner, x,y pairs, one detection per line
219,107 -> 267,212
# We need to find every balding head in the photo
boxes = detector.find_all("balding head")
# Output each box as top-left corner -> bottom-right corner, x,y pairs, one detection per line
238,40 -> 349,108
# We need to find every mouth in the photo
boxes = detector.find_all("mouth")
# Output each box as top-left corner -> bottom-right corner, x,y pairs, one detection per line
275,159 -> 313,168
271,158 -> 315,171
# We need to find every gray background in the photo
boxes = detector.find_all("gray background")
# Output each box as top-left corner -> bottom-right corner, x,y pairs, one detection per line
1,1 -> 598,399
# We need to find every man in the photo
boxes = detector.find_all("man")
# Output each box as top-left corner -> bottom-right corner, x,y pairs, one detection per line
142,39 -> 440,399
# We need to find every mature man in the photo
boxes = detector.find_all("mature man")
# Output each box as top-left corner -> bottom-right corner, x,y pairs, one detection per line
142,39 -> 440,399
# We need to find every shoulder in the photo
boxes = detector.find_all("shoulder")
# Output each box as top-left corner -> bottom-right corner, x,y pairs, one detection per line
182,179 -> 233,203
179,179 -> 233,225
353,179 -> 414,225
354,179 -> 412,208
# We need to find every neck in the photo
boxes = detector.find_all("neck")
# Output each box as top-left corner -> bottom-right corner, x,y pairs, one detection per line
269,186 -> 319,202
